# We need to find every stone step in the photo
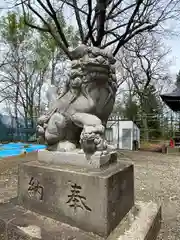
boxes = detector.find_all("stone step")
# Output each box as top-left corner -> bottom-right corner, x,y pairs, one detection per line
0,199 -> 161,240
0,200 -> 101,240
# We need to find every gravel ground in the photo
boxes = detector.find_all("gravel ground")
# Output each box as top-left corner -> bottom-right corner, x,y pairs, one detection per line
0,153 -> 36,202
0,151 -> 179,239
124,151 -> 180,240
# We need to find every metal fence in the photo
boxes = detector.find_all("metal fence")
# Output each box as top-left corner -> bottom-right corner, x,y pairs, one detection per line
0,112 -> 177,147
0,115 -> 37,143
0,127 -> 36,143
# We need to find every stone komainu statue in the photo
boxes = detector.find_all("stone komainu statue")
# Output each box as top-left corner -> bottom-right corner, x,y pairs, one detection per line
37,45 -> 117,156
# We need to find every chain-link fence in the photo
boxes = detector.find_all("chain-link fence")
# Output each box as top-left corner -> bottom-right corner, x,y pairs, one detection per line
105,112 -> 180,150
0,115 -> 37,143
0,112 -> 179,148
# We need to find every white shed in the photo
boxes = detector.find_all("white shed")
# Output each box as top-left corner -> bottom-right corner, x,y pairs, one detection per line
105,120 -> 140,150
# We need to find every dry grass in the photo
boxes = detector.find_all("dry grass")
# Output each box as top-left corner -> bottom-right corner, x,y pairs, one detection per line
140,141 -> 168,153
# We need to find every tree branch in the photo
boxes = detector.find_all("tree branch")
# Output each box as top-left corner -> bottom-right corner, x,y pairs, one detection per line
105,23 -> 128,34
101,22 -> 157,51
106,0 -> 123,20
137,53 -> 152,89
37,0 -> 69,48
113,0 -> 144,55
95,0 -> 107,46
21,0 -> 72,59
72,0 -> 84,42
107,3 -> 136,20
84,0 -> 96,45
59,0 -> 88,15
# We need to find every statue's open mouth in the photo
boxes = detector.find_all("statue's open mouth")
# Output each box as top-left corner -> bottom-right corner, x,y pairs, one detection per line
83,61 -> 110,72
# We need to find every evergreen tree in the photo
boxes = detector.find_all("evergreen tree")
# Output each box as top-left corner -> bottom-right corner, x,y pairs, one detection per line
112,100 -> 124,118
124,97 -> 139,122
141,85 -> 162,139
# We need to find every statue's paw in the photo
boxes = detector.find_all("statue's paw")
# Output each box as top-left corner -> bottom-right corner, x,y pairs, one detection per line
37,125 -> 45,135
78,149 -> 84,154
37,115 -> 49,125
93,151 -> 102,156
56,141 -> 76,152
94,124 -> 105,133
93,150 -> 108,157
106,144 -> 116,151
102,150 -> 108,155
83,124 -> 105,134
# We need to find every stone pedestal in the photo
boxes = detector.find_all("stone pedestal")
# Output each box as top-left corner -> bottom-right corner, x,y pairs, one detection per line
18,160 -> 134,237
37,150 -> 117,169
0,149 -> 161,239
0,149 -> 161,240
0,200 -> 161,240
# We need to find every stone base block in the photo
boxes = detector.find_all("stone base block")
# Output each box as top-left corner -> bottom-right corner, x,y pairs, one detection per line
37,150 -> 117,169
108,201 -> 161,240
0,200 -> 161,240
0,201 -> 99,240
18,161 -> 134,237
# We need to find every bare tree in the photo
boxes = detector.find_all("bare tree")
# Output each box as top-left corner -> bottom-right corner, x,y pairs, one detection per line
119,34 -> 171,94
0,56 -> 42,126
0,10 -> 76,131
18,0 -> 180,58
0,37 -> 47,132
117,33 -> 171,140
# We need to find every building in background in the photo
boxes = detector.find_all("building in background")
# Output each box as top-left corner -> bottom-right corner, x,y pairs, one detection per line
105,119 -> 140,150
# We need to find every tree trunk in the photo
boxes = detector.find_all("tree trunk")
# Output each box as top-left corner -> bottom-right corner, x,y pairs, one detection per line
142,113 -> 149,141
140,95 -> 149,142
14,51 -> 20,141
14,85 -> 19,140
51,53 -> 55,85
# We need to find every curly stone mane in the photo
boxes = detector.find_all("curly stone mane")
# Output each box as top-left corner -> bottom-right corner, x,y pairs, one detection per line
68,45 -> 117,110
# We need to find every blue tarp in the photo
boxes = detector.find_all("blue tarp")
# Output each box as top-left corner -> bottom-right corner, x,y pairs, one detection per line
0,143 -> 46,158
